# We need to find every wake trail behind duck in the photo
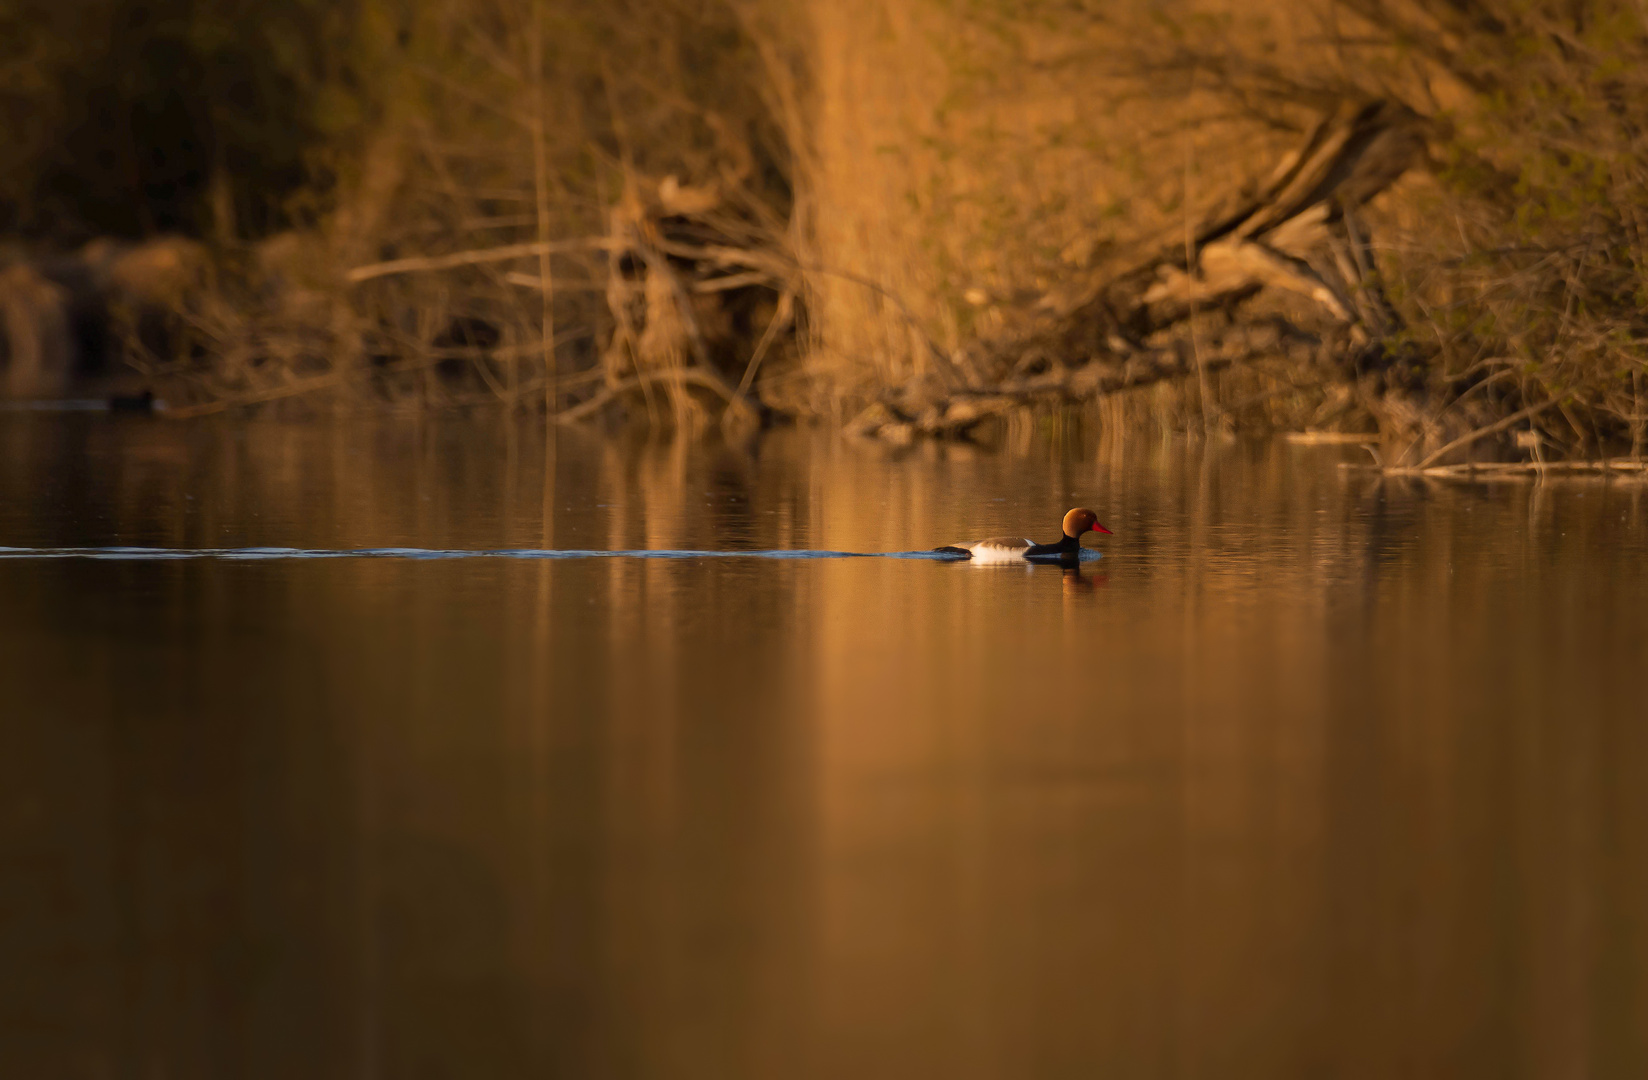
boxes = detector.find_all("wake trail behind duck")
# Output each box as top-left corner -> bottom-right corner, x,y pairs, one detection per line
0,546 -> 983,562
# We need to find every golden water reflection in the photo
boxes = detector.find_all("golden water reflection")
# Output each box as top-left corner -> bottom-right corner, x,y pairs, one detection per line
1,415 -> 1645,1078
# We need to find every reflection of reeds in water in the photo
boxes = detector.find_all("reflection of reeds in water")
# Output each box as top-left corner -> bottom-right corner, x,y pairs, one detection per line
799,432 -> 1648,1074
3,419 -> 1647,1074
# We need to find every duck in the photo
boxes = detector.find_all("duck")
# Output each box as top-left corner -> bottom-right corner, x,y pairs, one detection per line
935,508 -> 1111,562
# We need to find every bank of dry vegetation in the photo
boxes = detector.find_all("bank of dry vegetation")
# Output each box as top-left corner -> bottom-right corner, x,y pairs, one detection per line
2,0 -> 1646,467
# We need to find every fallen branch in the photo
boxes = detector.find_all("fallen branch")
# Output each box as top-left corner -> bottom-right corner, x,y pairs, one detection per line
935,347 -> 1247,404
737,291 -> 795,399
1344,459 -> 1648,479
1283,431 -> 1377,444
970,99 -> 1425,378
849,347 -> 1265,439
1407,395 -> 1572,470
346,238 -> 614,283
553,367 -> 756,425
163,372 -> 351,419
371,327 -> 595,366
850,100 -> 1429,441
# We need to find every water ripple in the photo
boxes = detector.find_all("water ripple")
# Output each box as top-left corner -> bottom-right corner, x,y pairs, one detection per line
0,545 -> 1105,563
0,545 -> 994,562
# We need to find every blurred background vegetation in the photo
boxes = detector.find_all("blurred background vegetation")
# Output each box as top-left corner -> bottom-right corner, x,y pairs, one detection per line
0,0 -> 334,240
0,0 -> 1644,464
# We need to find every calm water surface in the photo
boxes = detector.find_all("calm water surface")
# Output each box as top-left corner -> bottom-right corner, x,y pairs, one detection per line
3,414 -> 1647,1079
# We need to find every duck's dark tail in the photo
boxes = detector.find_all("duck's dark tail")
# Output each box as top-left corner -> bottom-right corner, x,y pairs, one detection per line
931,545 -> 972,558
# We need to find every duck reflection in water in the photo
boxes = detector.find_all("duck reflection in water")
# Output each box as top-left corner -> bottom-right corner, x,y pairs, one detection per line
1062,564 -> 1105,594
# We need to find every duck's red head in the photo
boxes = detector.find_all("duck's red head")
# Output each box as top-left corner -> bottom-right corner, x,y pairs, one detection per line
1063,508 -> 1112,537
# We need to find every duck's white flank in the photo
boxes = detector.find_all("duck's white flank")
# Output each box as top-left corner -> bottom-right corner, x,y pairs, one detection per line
952,538 -> 1036,563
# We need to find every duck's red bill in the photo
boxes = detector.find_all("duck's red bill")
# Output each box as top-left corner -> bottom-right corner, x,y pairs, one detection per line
1093,523 -> 1112,534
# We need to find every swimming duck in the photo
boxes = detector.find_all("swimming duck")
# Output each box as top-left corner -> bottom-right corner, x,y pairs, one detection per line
935,508 -> 1111,562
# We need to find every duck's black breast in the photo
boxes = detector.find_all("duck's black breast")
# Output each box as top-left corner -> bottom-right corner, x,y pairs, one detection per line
1024,535 -> 1079,558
